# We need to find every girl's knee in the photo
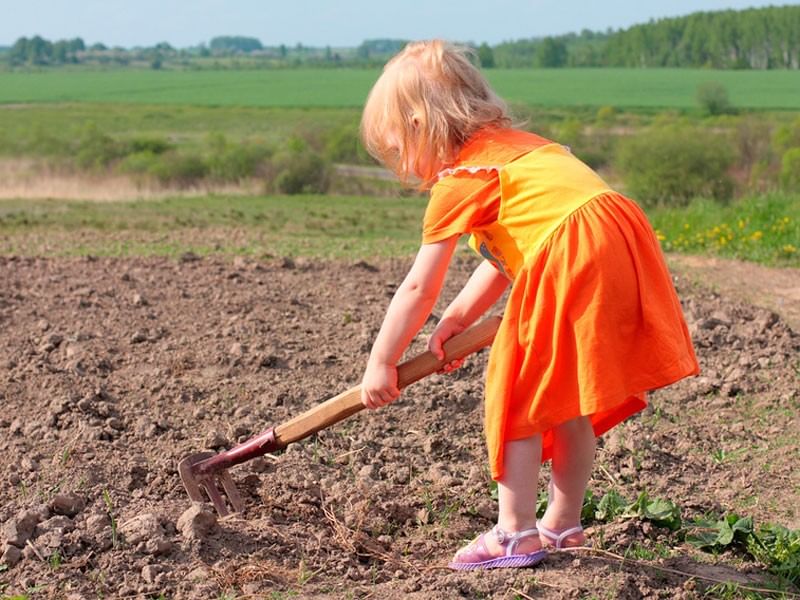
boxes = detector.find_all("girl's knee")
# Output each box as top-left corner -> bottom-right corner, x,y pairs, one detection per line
554,415 -> 593,436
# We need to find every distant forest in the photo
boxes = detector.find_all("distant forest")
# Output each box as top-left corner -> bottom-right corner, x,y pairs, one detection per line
3,5 -> 799,70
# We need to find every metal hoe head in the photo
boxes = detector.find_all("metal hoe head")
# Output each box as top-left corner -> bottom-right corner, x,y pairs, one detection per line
178,452 -> 244,517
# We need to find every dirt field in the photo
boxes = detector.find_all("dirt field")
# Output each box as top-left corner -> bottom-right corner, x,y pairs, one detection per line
1,254 -> 798,599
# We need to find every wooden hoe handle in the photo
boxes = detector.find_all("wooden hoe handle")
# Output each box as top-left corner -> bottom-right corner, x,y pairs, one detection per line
273,316 -> 501,446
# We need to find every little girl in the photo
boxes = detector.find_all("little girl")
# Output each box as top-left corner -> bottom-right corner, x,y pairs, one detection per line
359,40 -> 699,570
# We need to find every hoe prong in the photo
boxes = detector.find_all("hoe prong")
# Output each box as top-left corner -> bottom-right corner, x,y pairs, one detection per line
178,451 -> 243,517
218,470 -> 245,513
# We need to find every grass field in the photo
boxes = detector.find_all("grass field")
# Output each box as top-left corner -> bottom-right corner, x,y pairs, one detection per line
1,68 -> 799,109
0,103 -> 360,157
1,193 -> 797,266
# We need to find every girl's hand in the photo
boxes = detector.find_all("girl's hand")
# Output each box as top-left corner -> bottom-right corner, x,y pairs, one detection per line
361,361 -> 400,409
428,317 -> 466,374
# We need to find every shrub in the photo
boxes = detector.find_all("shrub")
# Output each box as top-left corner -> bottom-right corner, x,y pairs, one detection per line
147,152 -> 209,185
615,126 -> 735,207
322,124 -> 370,164
780,148 -> 800,191
773,116 -> 800,154
696,81 -> 732,116
270,137 -> 331,194
206,134 -> 272,182
117,150 -> 161,177
127,136 -> 172,155
595,105 -> 616,125
75,124 -> 128,170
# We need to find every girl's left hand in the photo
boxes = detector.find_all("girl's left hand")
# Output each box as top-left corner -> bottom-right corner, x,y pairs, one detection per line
428,317 -> 467,374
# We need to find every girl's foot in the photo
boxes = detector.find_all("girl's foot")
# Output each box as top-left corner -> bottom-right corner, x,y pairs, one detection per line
536,519 -> 586,549
448,525 -> 546,570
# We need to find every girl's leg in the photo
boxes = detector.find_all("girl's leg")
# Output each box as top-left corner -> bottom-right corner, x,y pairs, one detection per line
456,434 -> 544,557
539,415 -> 595,547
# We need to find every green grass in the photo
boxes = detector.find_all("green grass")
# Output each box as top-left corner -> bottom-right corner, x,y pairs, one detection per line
0,194 -> 428,258
650,194 -> 800,267
1,68 -> 799,110
0,103 -> 359,157
1,193 -> 798,266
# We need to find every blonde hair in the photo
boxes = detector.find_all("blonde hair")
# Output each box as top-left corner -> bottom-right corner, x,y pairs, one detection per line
360,40 -> 511,186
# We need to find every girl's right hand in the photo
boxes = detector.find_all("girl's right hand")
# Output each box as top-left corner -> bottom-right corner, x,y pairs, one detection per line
361,360 -> 400,410
428,317 -> 467,373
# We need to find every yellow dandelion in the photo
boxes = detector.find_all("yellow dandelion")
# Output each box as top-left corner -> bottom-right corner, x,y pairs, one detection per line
750,231 -> 763,242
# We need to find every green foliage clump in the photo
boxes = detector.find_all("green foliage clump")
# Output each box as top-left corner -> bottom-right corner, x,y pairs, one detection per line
781,148 -> 800,191
696,81 -> 733,116
206,133 -> 272,182
322,124 -> 369,164
687,515 -> 800,586
271,137 -> 330,195
615,126 -> 734,206
75,124 -> 129,170
534,486 -> 800,587
773,116 -> 800,153
147,152 -> 209,185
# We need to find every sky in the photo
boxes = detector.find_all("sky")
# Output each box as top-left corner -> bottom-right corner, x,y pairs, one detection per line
0,0 -> 792,48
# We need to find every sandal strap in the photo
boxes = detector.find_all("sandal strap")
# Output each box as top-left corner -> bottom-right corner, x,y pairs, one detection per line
536,520 -> 584,549
493,525 -> 540,556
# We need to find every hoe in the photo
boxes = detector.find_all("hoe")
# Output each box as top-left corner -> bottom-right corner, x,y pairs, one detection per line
178,316 -> 501,516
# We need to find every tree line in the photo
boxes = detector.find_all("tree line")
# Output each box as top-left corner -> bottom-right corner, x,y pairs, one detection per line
493,5 -> 800,68
4,5 -> 799,69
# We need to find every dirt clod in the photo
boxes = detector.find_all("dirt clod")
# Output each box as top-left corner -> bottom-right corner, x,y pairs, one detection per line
50,493 -> 86,517
176,503 -> 218,541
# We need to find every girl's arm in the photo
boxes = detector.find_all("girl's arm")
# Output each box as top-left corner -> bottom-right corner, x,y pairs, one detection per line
361,236 -> 459,409
428,260 -> 509,361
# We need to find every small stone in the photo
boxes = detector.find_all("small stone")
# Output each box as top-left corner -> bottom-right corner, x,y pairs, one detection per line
85,513 -> 111,536
177,503 -> 218,541
145,537 -> 173,556
416,507 -> 431,525
130,331 -> 148,344
20,457 -> 40,472
180,251 -> 201,263
280,257 -> 295,269
36,515 -> 74,534
50,493 -> 86,517
357,464 -> 377,482
119,513 -> 164,546
106,417 -> 124,431
1,544 -> 22,567
187,566 -> 210,581
65,344 -> 81,360
34,530 -> 64,553
229,342 -> 245,358
132,293 -> 147,306
142,564 -> 164,584
204,430 -> 229,449
3,510 -> 41,547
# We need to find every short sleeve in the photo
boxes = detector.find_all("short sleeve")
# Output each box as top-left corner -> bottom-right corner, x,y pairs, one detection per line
422,171 -> 500,244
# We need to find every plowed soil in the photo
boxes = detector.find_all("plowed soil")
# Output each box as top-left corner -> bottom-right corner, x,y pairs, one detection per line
1,254 -> 798,599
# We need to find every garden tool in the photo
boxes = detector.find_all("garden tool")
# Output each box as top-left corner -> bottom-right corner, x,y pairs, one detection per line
178,316 -> 501,516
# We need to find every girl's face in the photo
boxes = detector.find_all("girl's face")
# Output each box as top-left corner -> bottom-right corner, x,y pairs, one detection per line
388,123 -> 438,182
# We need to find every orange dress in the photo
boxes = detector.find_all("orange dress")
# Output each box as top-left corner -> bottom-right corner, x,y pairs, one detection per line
422,127 -> 699,480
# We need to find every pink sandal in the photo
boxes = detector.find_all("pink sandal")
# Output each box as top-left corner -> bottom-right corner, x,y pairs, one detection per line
536,520 -> 585,549
448,525 -> 547,570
